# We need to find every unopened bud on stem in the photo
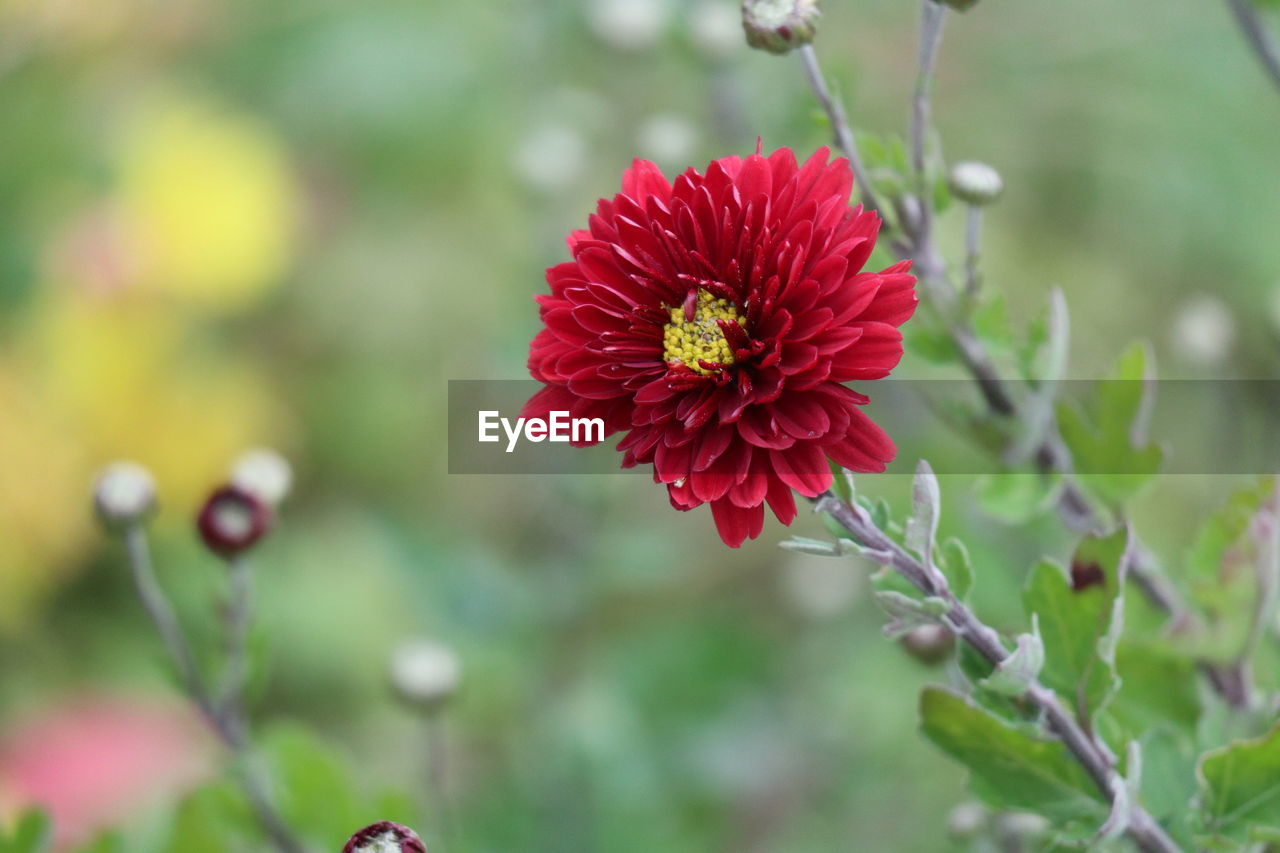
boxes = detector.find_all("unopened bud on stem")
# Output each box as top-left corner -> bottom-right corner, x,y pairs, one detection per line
94,461 -> 157,531
343,821 -> 427,853
741,0 -> 820,55
231,447 -> 293,506
196,485 -> 273,558
390,639 -> 461,712
948,161 -> 1004,206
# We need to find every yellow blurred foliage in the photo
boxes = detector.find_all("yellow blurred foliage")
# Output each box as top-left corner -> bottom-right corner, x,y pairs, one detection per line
117,95 -> 298,312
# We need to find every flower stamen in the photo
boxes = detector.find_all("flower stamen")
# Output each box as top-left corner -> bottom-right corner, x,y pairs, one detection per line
663,289 -> 745,375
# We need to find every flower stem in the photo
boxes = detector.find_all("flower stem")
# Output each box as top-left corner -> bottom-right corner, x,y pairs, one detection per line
796,44 -> 887,224
908,0 -> 948,243
120,525 -> 309,853
811,493 -> 1184,853
1225,0 -> 1280,93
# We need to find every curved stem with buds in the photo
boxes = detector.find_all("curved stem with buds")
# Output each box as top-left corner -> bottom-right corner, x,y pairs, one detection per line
811,492 -> 1184,853
120,525 -> 308,853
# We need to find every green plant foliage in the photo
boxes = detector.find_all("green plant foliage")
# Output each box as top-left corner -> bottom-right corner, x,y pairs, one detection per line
1056,343 -> 1163,513
0,811 -> 51,853
1195,724 -> 1280,843
919,687 -> 1108,827
1021,530 -> 1127,725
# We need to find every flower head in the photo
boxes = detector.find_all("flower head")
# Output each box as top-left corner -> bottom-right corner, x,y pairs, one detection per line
524,146 -> 916,546
389,639 -> 462,711
343,821 -> 427,853
196,485 -> 272,558
93,461 -> 158,531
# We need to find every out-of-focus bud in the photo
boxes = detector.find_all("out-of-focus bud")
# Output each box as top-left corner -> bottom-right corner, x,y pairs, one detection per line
937,0 -> 979,12
231,447 -> 292,507
947,801 -> 988,839
389,639 -> 461,712
343,821 -> 427,853
637,114 -> 699,167
900,623 -> 955,665
741,0 -> 820,55
947,161 -> 1004,206
1172,294 -> 1235,367
587,0 -> 672,52
995,811 -> 1050,842
196,485 -> 272,558
93,461 -> 157,531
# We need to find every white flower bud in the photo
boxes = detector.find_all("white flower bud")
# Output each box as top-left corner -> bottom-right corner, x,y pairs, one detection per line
741,0 -> 821,55
513,124 -> 588,193
587,0 -> 672,52
231,447 -> 293,506
946,801 -> 988,838
1172,294 -> 1235,367
948,160 -> 1004,206
389,639 -> 461,711
93,461 -> 157,530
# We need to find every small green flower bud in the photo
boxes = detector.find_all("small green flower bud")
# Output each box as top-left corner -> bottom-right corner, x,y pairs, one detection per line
947,160 -> 1004,205
741,0 -> 820,55
93,461 -> 157,531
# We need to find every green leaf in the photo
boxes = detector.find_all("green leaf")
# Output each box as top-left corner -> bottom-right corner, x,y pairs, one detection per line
980,616 -> 1045,697
0,811 -> 52,853
1182,477 -> 1277,662
1056,342 -> 1163,512
974,472 -> 1061,524
1139,728 -> 1198,839
261,723 -> 366,849
1022,529 -> 1127,724
873,590 -> 949,639
1109,642 -> 1201,737
162,782 -> 254,853
972,293 -> 1016,350
938,537 -> 974,601
919,686 -> 1108,825
905,459 -> 940,570
1196,724 -> 1280,841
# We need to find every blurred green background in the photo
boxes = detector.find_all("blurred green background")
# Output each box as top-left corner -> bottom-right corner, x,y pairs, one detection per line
0,0 -> 1277,849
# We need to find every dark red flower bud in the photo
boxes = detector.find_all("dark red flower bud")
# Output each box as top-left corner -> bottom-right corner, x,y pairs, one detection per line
343,822 -> 426,853
196,485 -> 272,558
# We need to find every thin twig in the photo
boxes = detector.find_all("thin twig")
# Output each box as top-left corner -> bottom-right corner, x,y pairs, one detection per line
121,525 -> 309,853
1225,0 -> 1280,93
963,205 -> 982,299
812,493 -> 1183,853
796,44 -> 887,223
908,0 -> 948,245
221,556 -> 255,738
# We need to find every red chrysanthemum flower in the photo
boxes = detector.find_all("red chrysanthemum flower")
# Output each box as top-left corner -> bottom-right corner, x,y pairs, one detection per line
523,146 -> 917,547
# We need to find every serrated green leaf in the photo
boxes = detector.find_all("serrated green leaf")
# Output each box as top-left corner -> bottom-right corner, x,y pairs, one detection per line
919,686 -> 1108,824
1022,529 -> 1127,724
1196,724 -> 1280,841
1057,342 -> 1163,512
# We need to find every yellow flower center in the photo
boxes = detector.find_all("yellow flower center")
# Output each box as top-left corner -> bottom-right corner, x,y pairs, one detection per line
663,289 -> 743,375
